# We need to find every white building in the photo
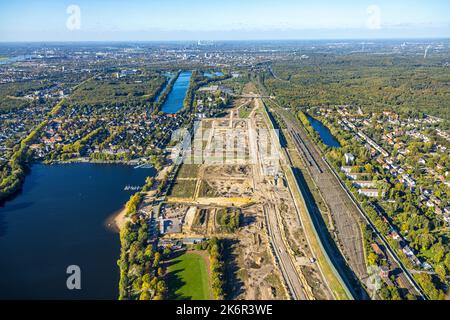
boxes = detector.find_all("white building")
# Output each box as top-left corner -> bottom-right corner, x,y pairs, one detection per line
358,189 -> 385,198
353,180 -> 377,188
344,153 -> 355,165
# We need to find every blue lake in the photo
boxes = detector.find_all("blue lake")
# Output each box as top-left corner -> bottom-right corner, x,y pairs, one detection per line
0,163 -> 154,299
307,115 -> 341,148
161,71 -> 192,113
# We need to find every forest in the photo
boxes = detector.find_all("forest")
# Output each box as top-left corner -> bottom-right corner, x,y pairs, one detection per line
265,54 -> 450,122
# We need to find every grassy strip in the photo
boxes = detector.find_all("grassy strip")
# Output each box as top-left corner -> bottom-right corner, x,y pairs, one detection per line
167,252 -> 211,300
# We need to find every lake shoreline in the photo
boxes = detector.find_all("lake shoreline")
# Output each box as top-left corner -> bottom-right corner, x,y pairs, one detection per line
0,163 -> 152,299
1,159 -> 149,207
44,158 -> 138,165
105,206 -> 128,234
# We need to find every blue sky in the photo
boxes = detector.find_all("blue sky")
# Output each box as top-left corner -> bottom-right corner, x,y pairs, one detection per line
0,0 -> 449,41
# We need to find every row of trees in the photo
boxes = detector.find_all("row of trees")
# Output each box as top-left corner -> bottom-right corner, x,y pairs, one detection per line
0,120 -> 48,204
89,151 -> 131,162
195,237 -> 225,299
208,238 -> 225,299
60,127 -> 105,156
125,192 -> 144,219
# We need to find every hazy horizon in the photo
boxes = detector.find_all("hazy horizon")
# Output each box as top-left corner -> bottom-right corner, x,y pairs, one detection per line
1,37 -> 450,44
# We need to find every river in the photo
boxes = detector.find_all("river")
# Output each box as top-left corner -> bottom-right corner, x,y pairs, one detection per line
160,71 -> 192,113
0,163 -> 154,299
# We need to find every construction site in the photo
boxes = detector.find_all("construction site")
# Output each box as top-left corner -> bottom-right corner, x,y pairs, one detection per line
160,84 -> 337,300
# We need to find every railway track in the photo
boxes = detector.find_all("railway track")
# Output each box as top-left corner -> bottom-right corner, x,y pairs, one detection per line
263,204 -> 309,300
267,99 -> 425,299
289,129 -> 323,174
267,102 -> 369,296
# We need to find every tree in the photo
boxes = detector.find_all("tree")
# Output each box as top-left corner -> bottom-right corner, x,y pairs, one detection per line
142,273 -> 152,285
144,245 -> 154,261
156,280 -> 167,297
444,253 -> 450,272
364,163 -> 373,174
132,277 -> 143,294
153,252 -> 161,268
163,247 -> 171,257
118,270 -> 128,300
379,285 -> 391,300
415,273 -> 445,300
139,291 -> 151,300
367,252 -> 378,266
388,286 -> 401,300
435,264 -> 447,281
430,242 -> 446,264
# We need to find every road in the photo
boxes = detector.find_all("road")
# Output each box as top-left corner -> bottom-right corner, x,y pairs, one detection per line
230,93 -> 274,99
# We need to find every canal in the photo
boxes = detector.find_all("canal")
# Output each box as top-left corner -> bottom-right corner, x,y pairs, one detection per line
161,71 -> 192,114
154,72 -> 175,103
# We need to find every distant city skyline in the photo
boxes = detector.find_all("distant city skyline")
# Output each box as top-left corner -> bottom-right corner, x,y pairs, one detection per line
0,0 -> 449,41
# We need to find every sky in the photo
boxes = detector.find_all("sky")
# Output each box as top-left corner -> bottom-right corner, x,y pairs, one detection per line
0,0 -> 449,41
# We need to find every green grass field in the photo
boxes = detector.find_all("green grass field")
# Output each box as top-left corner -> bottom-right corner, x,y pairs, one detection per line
177,164 -> 200,179
167,252 -> 211,300
168,179 -> 197,198
238,104 -> 253,118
